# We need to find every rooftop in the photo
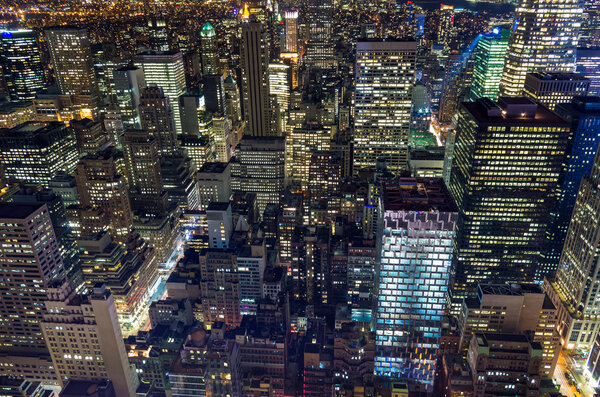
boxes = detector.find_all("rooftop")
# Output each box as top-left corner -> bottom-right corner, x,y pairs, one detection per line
478,283 -> 543,297
0,202 -> 45,219
527,71 -> 589,82
0,100 -> 32,113
382,177 -> 457,212
198,161 -> 229,174
206,202 -> 230,211
463,97 -> 568,125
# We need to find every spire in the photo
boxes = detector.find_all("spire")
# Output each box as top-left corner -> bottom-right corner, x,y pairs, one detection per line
201,22 -> 215,38
241,3 -> 250,19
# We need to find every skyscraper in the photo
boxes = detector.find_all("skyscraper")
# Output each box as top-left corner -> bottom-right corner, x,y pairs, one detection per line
284,11 -> 298,53
375,177 -> 457,386
138,85 -> 177,154
580,0 -> 600,47
42,283 -> 138,396
576,47 -> 600,96
305,0 -> 335,68
0,28 -> 45,101
200,22 -> 218,75
121,129 -> 167,214
0,202 -> 65,354
523,72 -> 590,111
448,98 -> 569,298
113,66 -> 146,130
70,117 -> 110,155
437,4 -> 455,48
241,21 -> 272,137
547,141 -> 600,350
543,98 -> 600,275
0,121 -> 78,186
224,76 -> 242,123
200,249 -> 242,327
499,0 -> 584,97
269,63 -> 290,111
203,74 -> 227,115
134,51 -> 186,135
231,136 -> 286,216
77,232 -> 158,332
469,29 -> 509,101
289,125 -> 330,191
354,40 -> 416,173
75,147 -> 134,239
44,27 -> 98,97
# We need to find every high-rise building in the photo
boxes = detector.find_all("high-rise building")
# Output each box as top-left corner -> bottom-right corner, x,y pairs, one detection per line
269,63 -> 290,111
75,147 -> 133,239
469,29 -> 509,102
438,48 -> 476,125
196,161 -> 232,211
122,129 -> 166,214
200,249 -> 242,327
0,202 -> 65,354
544,97 -> 600,275
448,98 -> 569,299
138,85 -> 177,154
134,51 -> 186,135
0,121 -> 78,186
203,74 -> 227,115
289,125 -> 330,191
237,239 -> 266,316
354,40 -> 416,173
179,93 -> 207,136
457,283 -> 561,378
169,329 -> 242,397
211,115 -> 232,162
44,27 -> 98,98
466,333 -> 542,396
231,136 -> 286,216
206,202 -> 232,249
576,47 -> 600,96
224,76 -> 242,123
0,28 -> 45,101
523,72 -> 590,111
42,283 -> 138,396
580,0 -> 600,48
499,0 -> 583,97
77,232 -> 158,332
200,22 -> 218,75
0,101 -> 35,129
70,118 -> 110,155
91,43 -> 127,109
241,21 -> 272,137
113,66 -> 146,130
375,177 -> 457,386
284,11 -> 298,53
305,0 -> 335,68
437,4 -> 454,48
160,148 -> 199,211
545,141 -> 600,350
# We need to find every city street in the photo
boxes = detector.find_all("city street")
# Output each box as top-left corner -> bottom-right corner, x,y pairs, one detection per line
554,351 -> 595,397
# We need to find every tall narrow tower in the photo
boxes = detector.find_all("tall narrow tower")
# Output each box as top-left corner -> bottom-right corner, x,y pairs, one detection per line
353,40 -> 416,173
0,203 -> 65,354
200,22 -> 219,75
499,0 -> 584,96
0,28 -> 45,101
241,21 -> 272,137
134,51 -> 186,135
44,27 -> 98,97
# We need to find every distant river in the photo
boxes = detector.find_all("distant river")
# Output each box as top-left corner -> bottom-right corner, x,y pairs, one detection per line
410,0 -> 515,13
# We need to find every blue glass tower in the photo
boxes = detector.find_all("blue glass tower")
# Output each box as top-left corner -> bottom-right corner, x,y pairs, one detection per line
545,97 -> 600,275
